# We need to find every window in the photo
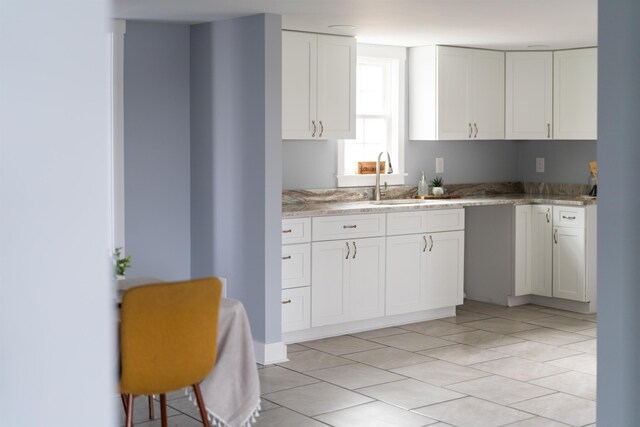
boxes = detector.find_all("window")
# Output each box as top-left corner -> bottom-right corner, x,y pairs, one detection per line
337,44 -> 406,187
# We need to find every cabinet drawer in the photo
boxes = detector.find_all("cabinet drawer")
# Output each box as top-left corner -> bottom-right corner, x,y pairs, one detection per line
427,209 -> 465,232
282,244 -> 311,289
553,206 -> 585,228
387,211 -> 429,236
282,217 -> 311,244
312,213 -> 386,241
282,287 -> 311,333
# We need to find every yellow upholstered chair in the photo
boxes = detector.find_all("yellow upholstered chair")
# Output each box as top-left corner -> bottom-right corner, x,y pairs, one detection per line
119,277 -> 223,427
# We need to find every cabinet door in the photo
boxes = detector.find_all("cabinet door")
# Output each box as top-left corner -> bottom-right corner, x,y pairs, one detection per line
553,48 -> 597,140
471,49 -> 505,139
311,240 -> 349,326
282,32 -> 317,140
282,287 -> 311,333
349,237 -> 386,321
317,35 -> 356,139
425,230 -> 465,309
553,227 -> 586,301
386,234 -> 427,315
531,205 -> 553,297
506,52 -> 553,139
437,46 -> 472,140
514,205 -> 532,296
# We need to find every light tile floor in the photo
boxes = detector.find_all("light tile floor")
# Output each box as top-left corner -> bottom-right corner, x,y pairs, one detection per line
121,301 -> 597,427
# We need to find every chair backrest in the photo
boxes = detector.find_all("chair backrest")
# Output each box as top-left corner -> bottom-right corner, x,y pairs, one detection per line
120,277 -> 223,395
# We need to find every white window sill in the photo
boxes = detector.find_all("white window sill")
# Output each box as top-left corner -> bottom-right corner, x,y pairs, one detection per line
336,173 -> 407,188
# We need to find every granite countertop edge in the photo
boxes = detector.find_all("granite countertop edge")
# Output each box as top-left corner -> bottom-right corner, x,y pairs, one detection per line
282,194 -> 597,218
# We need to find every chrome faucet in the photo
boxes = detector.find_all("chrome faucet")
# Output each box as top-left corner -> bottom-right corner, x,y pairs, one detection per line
374,151 -> 394,201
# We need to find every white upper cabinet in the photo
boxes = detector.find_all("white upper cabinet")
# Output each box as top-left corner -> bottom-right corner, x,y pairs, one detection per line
282,31 -> 356,140
506,52 -> 553,139
553,48 -> 598,140
409,46 -> 504,140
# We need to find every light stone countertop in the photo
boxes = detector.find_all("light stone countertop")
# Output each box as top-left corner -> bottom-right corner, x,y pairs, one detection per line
282,193 -> 596,218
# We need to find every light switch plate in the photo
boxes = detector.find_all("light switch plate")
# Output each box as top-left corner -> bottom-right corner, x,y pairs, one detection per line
436,157 -> 444,174
536,157 -> 545,173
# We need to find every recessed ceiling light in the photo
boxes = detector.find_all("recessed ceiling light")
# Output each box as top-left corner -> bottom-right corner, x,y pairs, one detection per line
527,44 -> 550,49
328,24 -> 356,30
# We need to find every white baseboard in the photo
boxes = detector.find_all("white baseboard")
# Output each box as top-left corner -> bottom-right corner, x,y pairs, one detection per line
254,340 -> 288,365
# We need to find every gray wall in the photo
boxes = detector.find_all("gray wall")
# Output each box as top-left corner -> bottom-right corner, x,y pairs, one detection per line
517,140 -> 596,184
191,14 -> 283,345
598,0 -> 640,424
0,0 -> 115,424
283,138 -> 594,189
124,22 -> 192,280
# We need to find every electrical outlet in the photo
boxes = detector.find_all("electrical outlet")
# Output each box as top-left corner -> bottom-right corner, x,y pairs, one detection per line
536,157 -> 545,173
436,157 -> 444,174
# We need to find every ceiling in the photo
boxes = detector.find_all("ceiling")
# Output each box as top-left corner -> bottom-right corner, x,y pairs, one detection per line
112,0 -> 597,50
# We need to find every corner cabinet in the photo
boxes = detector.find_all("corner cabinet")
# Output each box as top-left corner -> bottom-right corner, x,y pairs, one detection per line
409,45 -> 504,140
386,209 -> 465,315
553,48 -> 598,140
505,52 -> 553,139
513,204 -> 596,310
282,31 -> 356,140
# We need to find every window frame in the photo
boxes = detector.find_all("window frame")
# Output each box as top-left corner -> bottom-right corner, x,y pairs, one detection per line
337,44 -> 406,188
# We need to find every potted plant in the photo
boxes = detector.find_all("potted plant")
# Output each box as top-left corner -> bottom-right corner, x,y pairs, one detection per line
113,247 -> 132,280
431,176 -> 444,196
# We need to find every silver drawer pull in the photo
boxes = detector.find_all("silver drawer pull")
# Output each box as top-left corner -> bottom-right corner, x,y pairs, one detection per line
546,208 -> 551,223
423,235 -> 427,252
282,299 -> 292,304
352,241 -> 357,259
345,241 -> 350,259
343,225 -> 357,229
282,255 -> 291,260
282,229 -> 292,233
562,215 -> 576,220
554,229 -> 558,244
429,235 -> 434,252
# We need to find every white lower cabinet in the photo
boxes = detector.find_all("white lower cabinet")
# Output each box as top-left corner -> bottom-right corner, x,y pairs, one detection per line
311,237 -> 385,327
514,205 -> 593,303
386,209 -> 465,316
282,287 -> 311,333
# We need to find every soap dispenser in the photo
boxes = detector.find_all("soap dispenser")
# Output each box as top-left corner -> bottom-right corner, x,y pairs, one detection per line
418,171 -> 428,196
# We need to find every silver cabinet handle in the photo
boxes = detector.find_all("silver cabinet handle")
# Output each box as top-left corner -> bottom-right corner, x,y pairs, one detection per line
547,123 -> 551,138
319,120 -> 324,138
423,235 -> 427,252
282,255 -> 291,260
429,235 -> 434,252
562,215 -> 576,220
546,208 -> 551,223
311,120 -> 317,137
468,123 -> 472,138
474,123 -> 478,138
345,241 -> 350,259
343,225 -> 357,229
282,229 -> 292,234
282,299 -> 292,304
352,241 -> 357,259
554,229 -> 558,244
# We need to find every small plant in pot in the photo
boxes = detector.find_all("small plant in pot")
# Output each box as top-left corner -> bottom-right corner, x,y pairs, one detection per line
431,176 -> 444,196
113,247 -> 132,280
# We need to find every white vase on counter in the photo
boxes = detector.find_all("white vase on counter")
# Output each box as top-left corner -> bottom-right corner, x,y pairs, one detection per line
432,187 -> 444,196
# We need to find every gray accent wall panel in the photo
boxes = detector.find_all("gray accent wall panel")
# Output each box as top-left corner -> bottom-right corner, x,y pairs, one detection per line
124,22 -> 191,280
517,140 -> 596,184
597,0 -> 640,424
191,14 -> 282,344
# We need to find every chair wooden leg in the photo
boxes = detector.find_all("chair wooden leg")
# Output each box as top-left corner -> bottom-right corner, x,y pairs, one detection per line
192,383 -> 210,427
160,393 -> 168,427
125,394 -> 134,427
148,395 -> 155,420
121,394 -> 128,414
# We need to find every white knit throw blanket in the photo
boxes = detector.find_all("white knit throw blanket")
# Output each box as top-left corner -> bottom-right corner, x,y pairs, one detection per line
186,298 -> 261,427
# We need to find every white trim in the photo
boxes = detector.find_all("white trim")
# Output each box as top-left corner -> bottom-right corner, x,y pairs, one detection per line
254,341 -> 288,365
336,173 -> 408,188
283,306 -> 454,343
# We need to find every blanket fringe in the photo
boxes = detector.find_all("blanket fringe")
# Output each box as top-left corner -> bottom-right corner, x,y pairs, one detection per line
184,388 -> 261,427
